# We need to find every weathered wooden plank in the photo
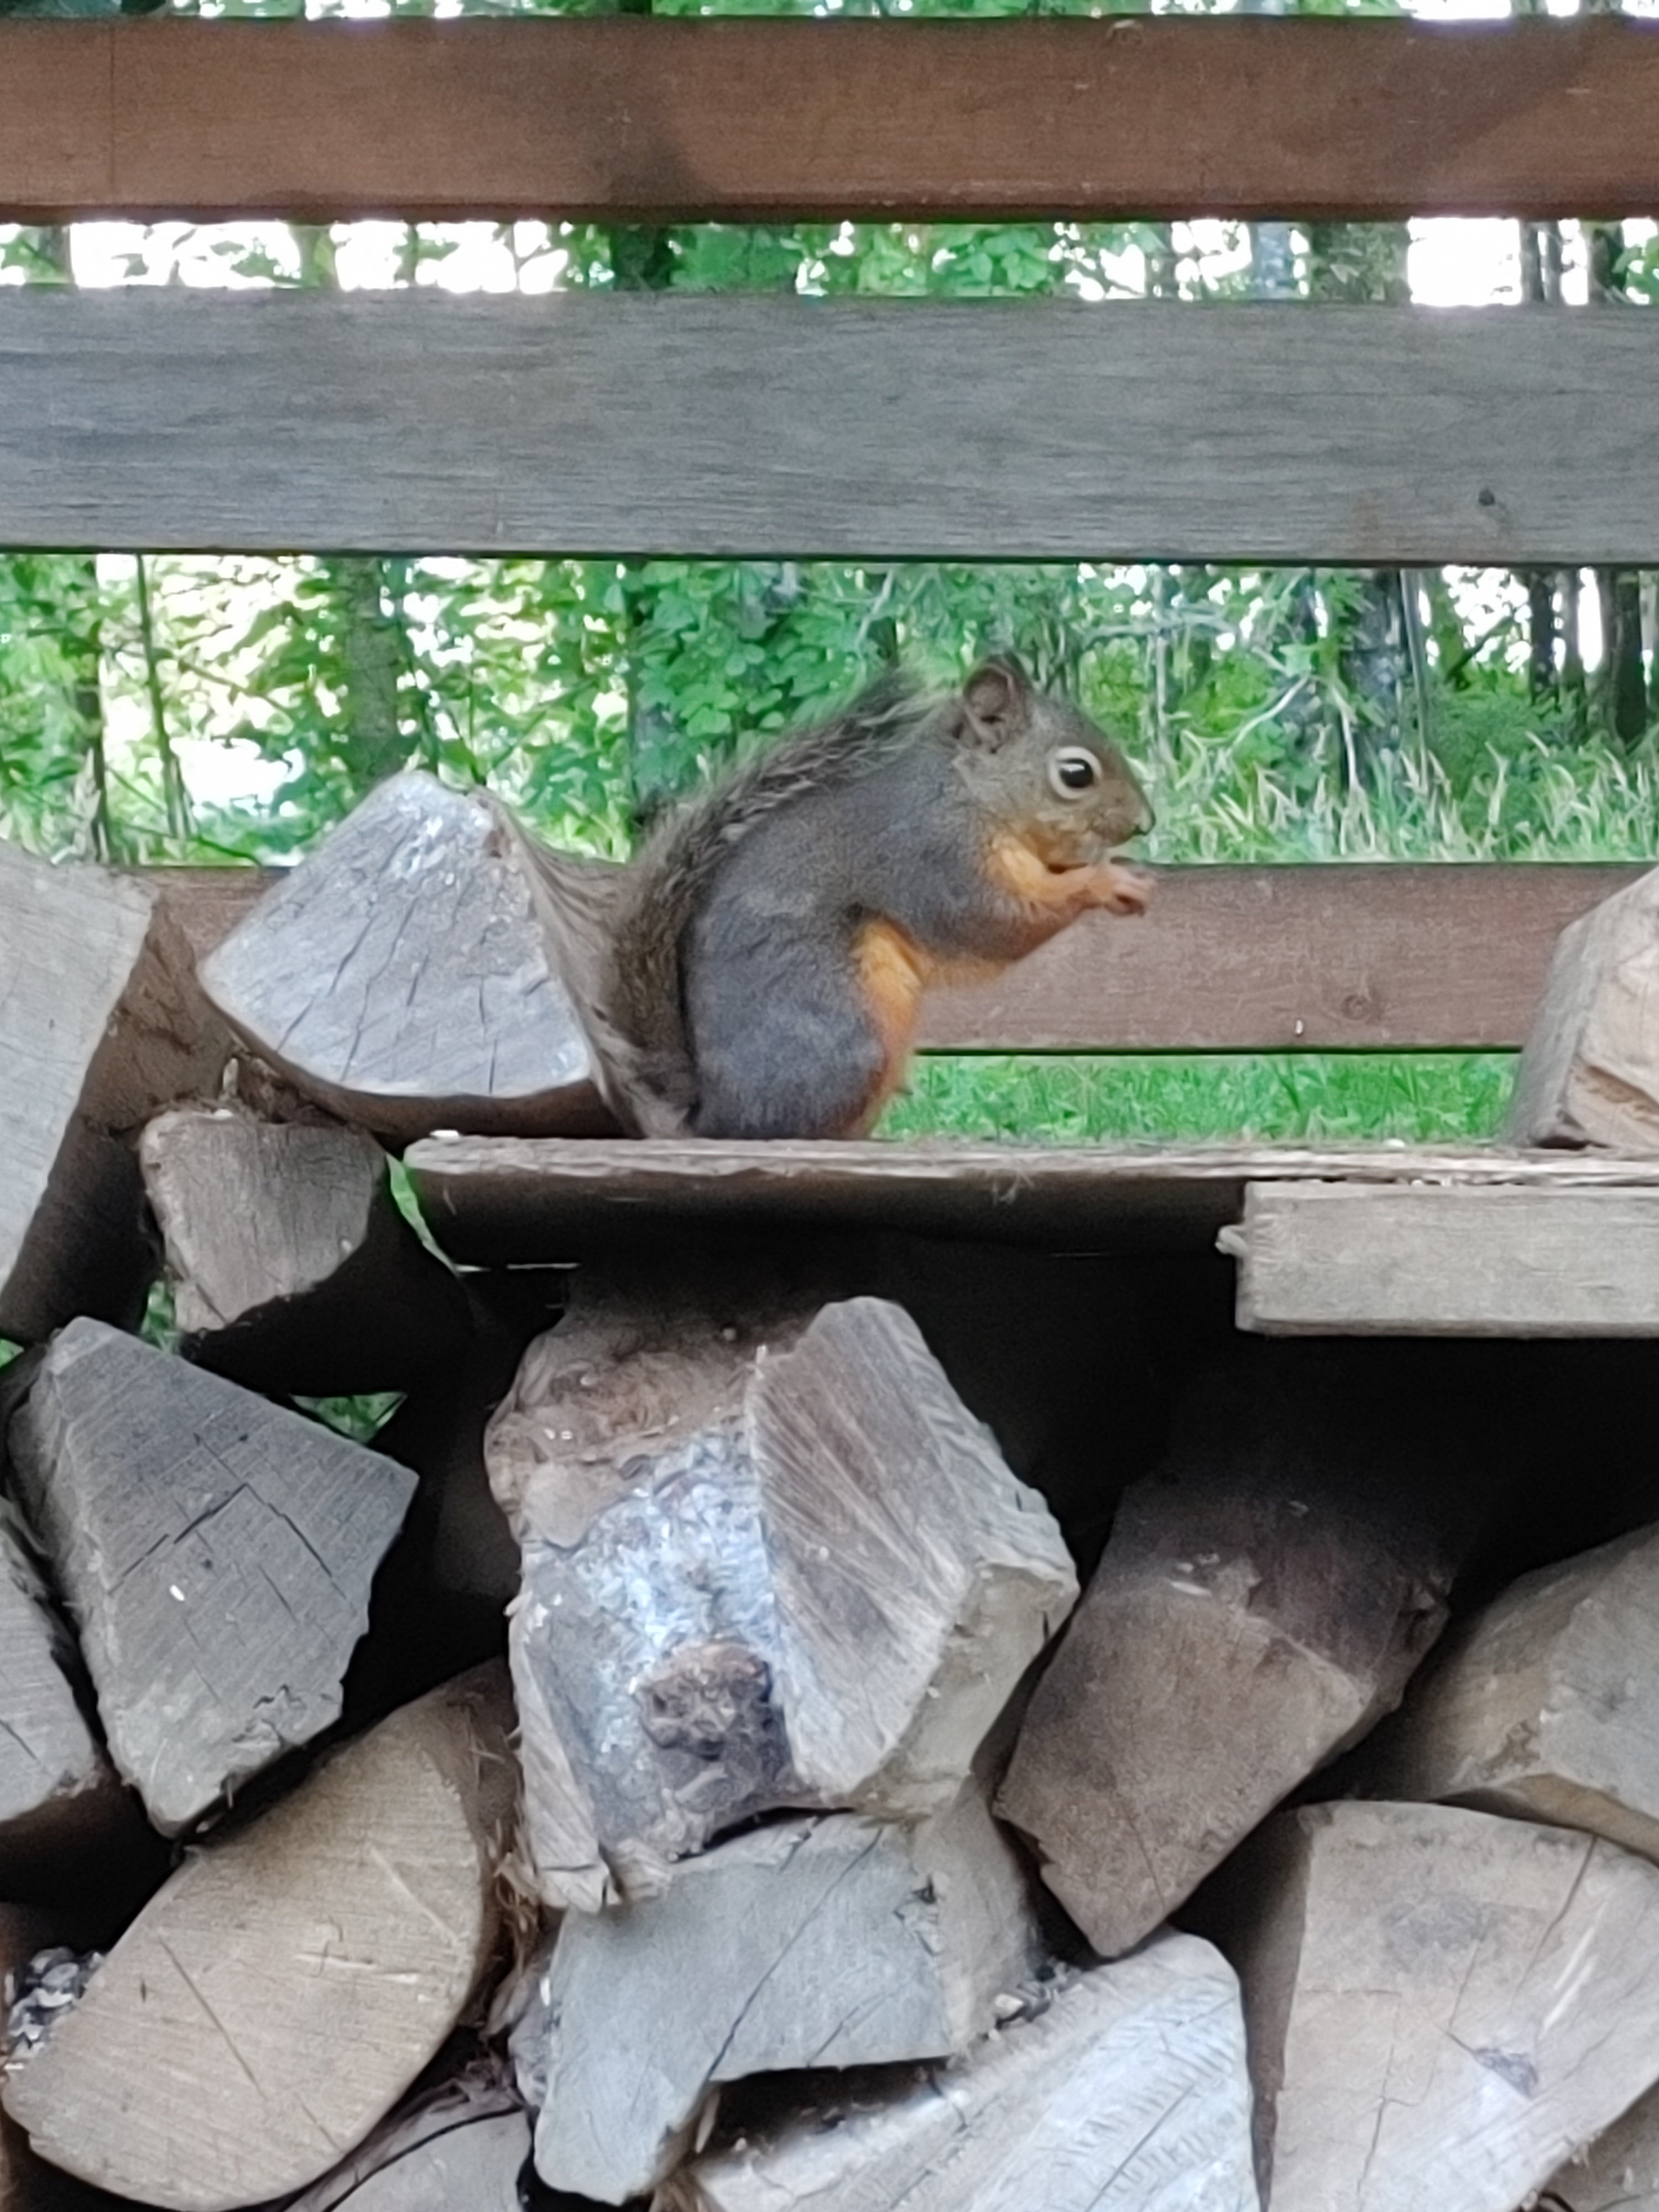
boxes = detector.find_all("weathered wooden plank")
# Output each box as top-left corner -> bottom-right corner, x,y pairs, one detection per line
4,294 -> 1659,564
1227,1182 -> 1659,1336
405,1136 -> 1659,1263
145,861 -> 1648,1057
922,863 -> 1646,1054
2,19 -> 1658,225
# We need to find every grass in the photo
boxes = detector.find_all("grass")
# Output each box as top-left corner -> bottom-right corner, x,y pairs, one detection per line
879,1052 -> 1519,1146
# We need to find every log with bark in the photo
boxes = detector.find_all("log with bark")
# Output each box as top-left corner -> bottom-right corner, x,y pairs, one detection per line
1214,1799 -> 1659,2212
0,837 -> 228,1342
139,1104 -> 468,1396
6,1317 -> 418,1834
664,1928 -> 1259,2212
1,1665 -> 519,2211
197,772 -> 623,1141
517,1786 -> 1040,2204
486,1269 -> 1077,1908
997,1349 -> 1483,1956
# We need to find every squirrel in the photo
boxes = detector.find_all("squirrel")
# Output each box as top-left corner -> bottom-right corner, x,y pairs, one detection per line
600,658 -> 1154,1141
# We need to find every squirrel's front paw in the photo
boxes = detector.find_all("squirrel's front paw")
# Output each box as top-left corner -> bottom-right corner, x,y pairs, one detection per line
1093,861 -> 1154,916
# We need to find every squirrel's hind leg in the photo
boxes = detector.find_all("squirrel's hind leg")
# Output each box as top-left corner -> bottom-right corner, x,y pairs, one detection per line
685,926 -> 893,1142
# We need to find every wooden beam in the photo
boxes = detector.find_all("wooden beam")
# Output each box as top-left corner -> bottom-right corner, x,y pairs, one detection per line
401,1139 -> 1659,1264
920,864 -> 1645,1055
142,863 -> 1644,1058
1227,1182 -> 1659,1336
2,18 -> 1657,225
4,293 -> 1659,564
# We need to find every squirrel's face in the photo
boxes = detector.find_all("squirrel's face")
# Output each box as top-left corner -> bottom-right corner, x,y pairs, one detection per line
954,660 -> 1155,868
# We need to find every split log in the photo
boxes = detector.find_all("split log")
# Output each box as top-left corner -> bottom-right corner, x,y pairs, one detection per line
197,771 -> 623,1141
996,1350 -> 1479,1957
520,1788 -> 1040,2205
0,1501 -> 133,1892
487,1273 -> 1077,1907
139,1104 -> 468,1396
1505,863 -> 1659,1150
281,2054 -> 526,2212
665,1928 -> 1258,2212
1362,1516 -> 1659,1860
6,1317 -> 418,1834
1219,1799 -> 1659,2212
1534,2083 -> 1659,2212
0,838 -> 229,1342
2,1665 -> 519,2212
0,1907 -> 135,2211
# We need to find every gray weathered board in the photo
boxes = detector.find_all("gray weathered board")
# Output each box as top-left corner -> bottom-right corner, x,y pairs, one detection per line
2,293 -> 1659,562
405,1136 -> 1659,1261
141,859 -> 1652,1056
1226,1182 -> 1659,1336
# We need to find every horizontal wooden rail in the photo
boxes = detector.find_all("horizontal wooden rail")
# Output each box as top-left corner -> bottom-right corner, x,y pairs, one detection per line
3,18 -> 1658,226
152,862 -> 1644,1057
4,293 -> 1659,564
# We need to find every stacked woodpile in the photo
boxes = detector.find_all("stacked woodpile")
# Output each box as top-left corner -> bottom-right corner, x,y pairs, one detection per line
5,779 -> 1659,2211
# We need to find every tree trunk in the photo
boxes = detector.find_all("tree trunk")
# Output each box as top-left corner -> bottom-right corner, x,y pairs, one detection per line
1585,217 -> 1650,744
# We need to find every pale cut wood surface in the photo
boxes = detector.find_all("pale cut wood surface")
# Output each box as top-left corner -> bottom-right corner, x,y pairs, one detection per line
4,294 -> 1659,564
149,860 -> 1648,1055
1,1666 -> 518,2212
1229,1182 -> 1659,1335
406,1136 -> 1659,1261
1535,2084 -> 1659,2212
524,1794 -> 1038,2204
1504,864 -> 1659,1149
1228,1801 -> 1659,2212
670,1931 -> 1258,2212
1364,1517 -> 1659,1861
7,1318 -> 417,1835
197,773 -> 618,1140
4,18 -> 1658,225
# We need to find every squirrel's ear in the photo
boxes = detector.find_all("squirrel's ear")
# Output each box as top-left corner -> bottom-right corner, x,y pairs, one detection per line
962,659 -> 1030,744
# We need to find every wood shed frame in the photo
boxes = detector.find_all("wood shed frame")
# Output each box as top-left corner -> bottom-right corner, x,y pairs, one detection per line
6,11 -> 1659,1329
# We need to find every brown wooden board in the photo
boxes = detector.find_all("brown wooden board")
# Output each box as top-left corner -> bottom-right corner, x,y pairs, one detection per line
4,294 -> 1659,565
142,861 -> 1645,1058
2,18 -> 1657,225
403,1138 -> 1659,1262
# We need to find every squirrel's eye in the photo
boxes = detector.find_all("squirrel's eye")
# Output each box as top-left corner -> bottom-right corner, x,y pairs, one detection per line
1048,748 -> 1100,799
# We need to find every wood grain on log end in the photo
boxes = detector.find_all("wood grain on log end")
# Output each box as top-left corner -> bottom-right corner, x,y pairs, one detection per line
1223,1801 -> 1659,2210
198,773 -> 619,1141
1,1664 -> 519,2211
7,1318 -> 418,1834
667,1929 -> 1258,2212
